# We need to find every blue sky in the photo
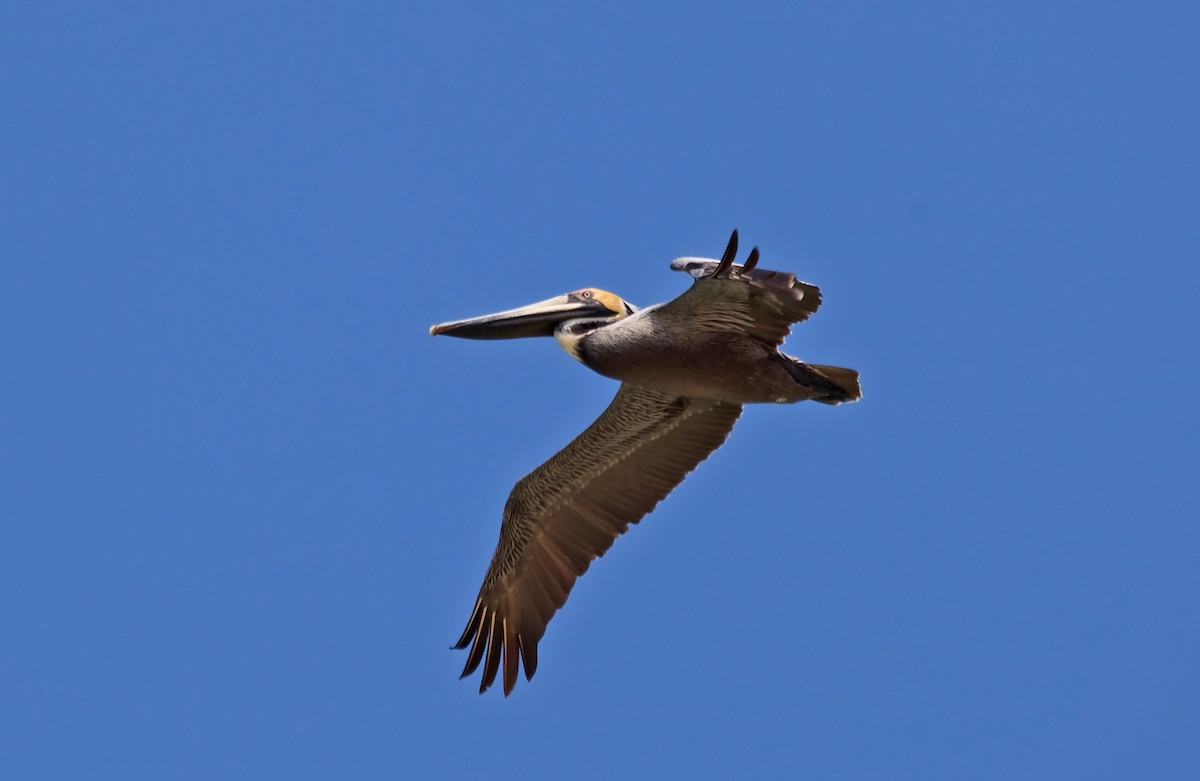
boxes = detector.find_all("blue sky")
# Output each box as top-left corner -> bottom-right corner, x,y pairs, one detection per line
3,2 -> 1198,779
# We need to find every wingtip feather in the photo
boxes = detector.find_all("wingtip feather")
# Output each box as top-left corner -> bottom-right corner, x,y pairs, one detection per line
452,598 -> 485,649
480,612 -> 503,694
502,617 -> 519,696
519,635 -> 538,681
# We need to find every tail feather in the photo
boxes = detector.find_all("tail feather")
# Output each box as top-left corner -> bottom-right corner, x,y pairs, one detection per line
780,358 -> 861,405
807,364 -> 861,404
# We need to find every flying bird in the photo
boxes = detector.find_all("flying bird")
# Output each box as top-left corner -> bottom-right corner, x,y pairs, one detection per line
429,230 -> 861,695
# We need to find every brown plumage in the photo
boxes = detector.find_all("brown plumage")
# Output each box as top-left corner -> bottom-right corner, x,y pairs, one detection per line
432,230 -> 860,696
453,385 -> 742,694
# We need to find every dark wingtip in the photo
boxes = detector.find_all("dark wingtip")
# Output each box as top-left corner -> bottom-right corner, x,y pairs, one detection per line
453,599 -> 484,649
743,247 -> 760,271
501,623 -> 519,696
712,229 -> 738,278
460,627 -> 487,678
520,636 -> 538,681
480,613 -> 503,694
456,600 -> 489,683
455,601 -> 535,697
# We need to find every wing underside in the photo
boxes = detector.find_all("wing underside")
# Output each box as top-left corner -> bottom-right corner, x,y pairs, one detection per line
454,383 -> 742,695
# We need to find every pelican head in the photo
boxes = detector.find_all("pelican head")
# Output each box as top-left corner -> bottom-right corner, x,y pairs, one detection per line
429,288 -> 633,340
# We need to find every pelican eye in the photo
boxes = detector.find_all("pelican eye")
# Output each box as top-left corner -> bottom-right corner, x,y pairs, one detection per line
575,288 -> 625,316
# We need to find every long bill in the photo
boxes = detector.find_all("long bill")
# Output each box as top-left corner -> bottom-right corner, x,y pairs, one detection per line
429,294 -> 615,340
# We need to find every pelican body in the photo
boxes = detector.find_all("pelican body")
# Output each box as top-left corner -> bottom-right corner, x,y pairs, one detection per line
430,231 -> 860,696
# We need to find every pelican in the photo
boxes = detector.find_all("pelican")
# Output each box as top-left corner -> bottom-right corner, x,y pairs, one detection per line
430,231 -> 861,696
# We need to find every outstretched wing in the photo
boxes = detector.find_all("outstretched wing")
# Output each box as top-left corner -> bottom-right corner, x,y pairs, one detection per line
664,235 -> 823,347
454,384 -> 742,695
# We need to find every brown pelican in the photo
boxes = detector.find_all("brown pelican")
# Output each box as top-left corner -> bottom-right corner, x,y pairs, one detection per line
430,231 -> 860,696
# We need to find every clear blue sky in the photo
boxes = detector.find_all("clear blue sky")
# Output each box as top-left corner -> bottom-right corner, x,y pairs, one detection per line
3,2 -> 1197,779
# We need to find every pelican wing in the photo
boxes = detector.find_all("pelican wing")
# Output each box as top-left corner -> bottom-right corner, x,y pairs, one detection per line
454,383 -> 743,695
664,258 -> 823,346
